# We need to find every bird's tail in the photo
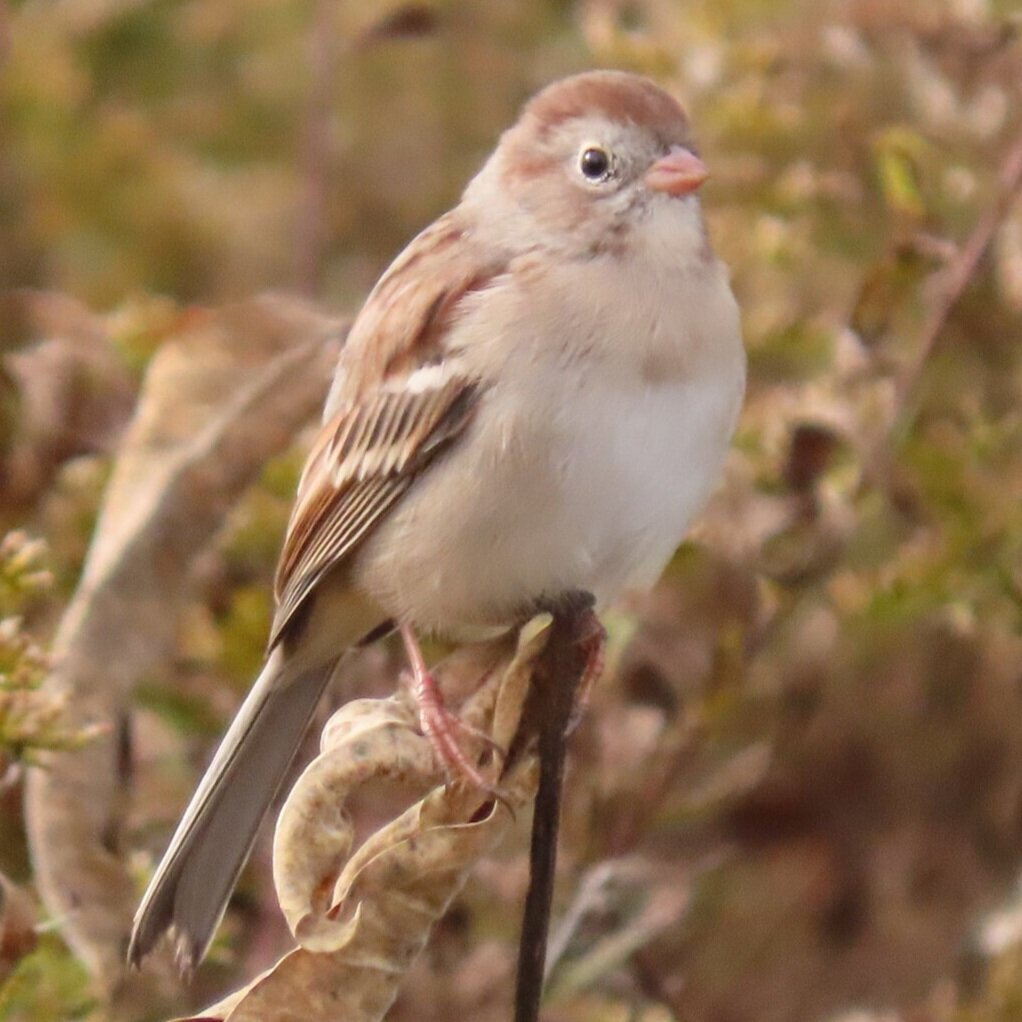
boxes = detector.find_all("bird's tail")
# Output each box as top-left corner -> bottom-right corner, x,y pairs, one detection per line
128,646 -> 335,971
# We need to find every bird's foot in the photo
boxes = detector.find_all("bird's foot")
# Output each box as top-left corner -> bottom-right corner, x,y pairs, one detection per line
413,668 -> 503,789
400,624 -> 503,790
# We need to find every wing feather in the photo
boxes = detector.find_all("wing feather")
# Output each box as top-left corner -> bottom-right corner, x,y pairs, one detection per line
268,209 -> 503,647
269,374 -> 479,647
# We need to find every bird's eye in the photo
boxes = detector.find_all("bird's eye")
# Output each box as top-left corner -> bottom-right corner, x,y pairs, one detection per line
579,146 -> 611,181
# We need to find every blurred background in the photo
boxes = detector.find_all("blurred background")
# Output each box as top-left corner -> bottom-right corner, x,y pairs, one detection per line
2,1 -> 1022,1020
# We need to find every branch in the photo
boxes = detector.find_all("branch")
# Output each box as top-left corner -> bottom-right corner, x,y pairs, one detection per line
891,128 -> 1022,432
514,597 -> 600,1022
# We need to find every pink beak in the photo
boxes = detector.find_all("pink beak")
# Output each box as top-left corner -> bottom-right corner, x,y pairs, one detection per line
645,146 -> 709,197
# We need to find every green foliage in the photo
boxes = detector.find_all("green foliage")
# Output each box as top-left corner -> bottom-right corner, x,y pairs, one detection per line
0,532 -> 89,762
0,936 -> 94,1022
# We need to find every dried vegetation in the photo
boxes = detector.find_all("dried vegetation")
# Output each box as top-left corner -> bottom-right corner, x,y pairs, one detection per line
2,1 -> 1022,1020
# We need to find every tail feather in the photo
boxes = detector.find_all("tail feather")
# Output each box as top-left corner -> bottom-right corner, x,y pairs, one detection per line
128,648 -> 334,970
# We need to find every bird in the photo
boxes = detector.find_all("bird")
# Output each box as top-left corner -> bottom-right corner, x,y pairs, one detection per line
128,69 -> 746,972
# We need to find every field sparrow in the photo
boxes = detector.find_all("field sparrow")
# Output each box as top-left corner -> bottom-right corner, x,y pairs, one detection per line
129,69 -> 746,970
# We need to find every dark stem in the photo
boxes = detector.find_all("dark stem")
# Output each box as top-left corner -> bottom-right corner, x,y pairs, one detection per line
513,594 -> 595,1022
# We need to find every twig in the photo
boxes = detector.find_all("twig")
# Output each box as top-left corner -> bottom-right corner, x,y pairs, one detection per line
890,128 -> 1022,432
514,596 -> 596,1022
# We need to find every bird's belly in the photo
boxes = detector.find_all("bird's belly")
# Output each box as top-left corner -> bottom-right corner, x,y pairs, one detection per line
355,369 -> 740,636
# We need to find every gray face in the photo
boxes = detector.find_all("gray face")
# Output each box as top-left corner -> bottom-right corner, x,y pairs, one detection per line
491,114 -> 694,256
466,71 -> 698,258
549,114 -> 680,211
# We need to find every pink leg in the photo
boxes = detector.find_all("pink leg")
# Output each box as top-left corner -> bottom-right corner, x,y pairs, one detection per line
401,624 -> 491,788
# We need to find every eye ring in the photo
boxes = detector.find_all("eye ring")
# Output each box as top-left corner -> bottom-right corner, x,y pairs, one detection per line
579,146 -> 611,182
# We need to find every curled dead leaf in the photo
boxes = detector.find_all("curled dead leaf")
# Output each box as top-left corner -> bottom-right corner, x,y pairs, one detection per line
180,618 -> 553,1022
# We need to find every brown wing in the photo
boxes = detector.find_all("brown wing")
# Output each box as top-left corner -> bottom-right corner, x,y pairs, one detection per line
269,212 -> 503,648
326,212 -> 501,409
269,375 -> 478,646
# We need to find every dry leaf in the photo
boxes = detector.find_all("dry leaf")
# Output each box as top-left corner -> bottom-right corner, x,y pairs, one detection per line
1,291 -> 136,506
23,295 -> 346,989
181,618 -> 552,1022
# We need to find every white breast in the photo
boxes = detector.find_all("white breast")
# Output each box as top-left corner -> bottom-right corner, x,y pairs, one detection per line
553,367 -> 742,598
355,209 -> 746,635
